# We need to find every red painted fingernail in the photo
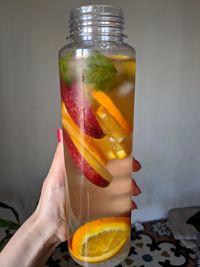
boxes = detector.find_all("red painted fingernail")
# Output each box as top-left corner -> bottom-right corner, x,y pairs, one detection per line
131,201 -> 138,209
132,158 -> 141,172
132,179 -> 142,196
57,128 -> 62,143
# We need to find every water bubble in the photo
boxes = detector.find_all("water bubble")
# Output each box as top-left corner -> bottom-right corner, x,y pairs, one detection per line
118,82 -> 133,97
109,137 -> 115,143
101,42 -> 108,48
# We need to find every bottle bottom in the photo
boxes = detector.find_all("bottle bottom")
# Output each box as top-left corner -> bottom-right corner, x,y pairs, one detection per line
69,240 -> 130,267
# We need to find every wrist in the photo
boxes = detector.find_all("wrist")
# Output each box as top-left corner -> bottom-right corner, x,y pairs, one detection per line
30,211 -> 61,248
0,211 -> 61,267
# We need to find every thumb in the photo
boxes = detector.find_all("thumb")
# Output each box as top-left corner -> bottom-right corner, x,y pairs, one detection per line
46,128 -> 65,184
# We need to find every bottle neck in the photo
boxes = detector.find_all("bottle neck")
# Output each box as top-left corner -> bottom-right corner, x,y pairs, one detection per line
68,5 -> 126,43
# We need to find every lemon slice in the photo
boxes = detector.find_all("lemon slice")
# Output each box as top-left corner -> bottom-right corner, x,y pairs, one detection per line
70,217 -> 130,263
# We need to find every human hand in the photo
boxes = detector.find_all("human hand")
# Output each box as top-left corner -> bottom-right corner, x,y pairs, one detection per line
0,129 -> 141,267
34,129 -> 141,243
33,129 -> 67,242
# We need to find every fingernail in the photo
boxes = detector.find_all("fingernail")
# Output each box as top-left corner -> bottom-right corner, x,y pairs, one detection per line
132,158 -> 141,172
57,128 -> 62,143
132,180 -> 142,196
131,201 -> 138,209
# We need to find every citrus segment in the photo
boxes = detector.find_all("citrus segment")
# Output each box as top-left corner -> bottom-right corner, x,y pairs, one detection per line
70,217 -> 130,263
92,90 -> 132,134
61,102 -> 107,166
111,142 -> 127,159
95,136 -> 129,160
94,137 -> 117,160
96,106 -> 127,138
95,106 -> 131,160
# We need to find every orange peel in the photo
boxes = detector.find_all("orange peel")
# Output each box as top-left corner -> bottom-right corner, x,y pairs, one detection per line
70,217 -> 130,263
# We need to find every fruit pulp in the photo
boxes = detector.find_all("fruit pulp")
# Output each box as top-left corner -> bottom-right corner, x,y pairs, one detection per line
59,52 -> 135,266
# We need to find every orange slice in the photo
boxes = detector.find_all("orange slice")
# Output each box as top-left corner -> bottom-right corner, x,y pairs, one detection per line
96,106 -> 127,139
92,90 -> 132,134
96,107 -> 128,159
70,217 -> 130,263
68,133 -> 113,184
95,136 -> 129,160
111,141 -> 128,159
94,137 -> 117,160
61,102 -> 107,166
62,102 -> 113,184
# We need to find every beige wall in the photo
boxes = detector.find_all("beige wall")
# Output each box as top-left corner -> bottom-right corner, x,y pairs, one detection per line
0,0 -> 200,222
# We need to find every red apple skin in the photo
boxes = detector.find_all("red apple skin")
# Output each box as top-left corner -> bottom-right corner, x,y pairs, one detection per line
60,80 -> 104,139
63,129 -> 109,188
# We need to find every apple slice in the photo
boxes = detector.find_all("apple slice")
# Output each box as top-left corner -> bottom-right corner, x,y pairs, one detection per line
63,129 -> 112,188
60,80 -> 104,139
61,102 -> 107,166
61,102 -> 112,187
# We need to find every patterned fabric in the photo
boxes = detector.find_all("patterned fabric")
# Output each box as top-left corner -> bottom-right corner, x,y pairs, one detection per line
46,220 -> 196,267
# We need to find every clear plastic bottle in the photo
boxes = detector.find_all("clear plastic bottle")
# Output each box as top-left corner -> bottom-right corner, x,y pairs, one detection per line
58,5 -> 136,267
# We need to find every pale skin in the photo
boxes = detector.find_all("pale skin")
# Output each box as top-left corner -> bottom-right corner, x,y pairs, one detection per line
0,129 -> 141,267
